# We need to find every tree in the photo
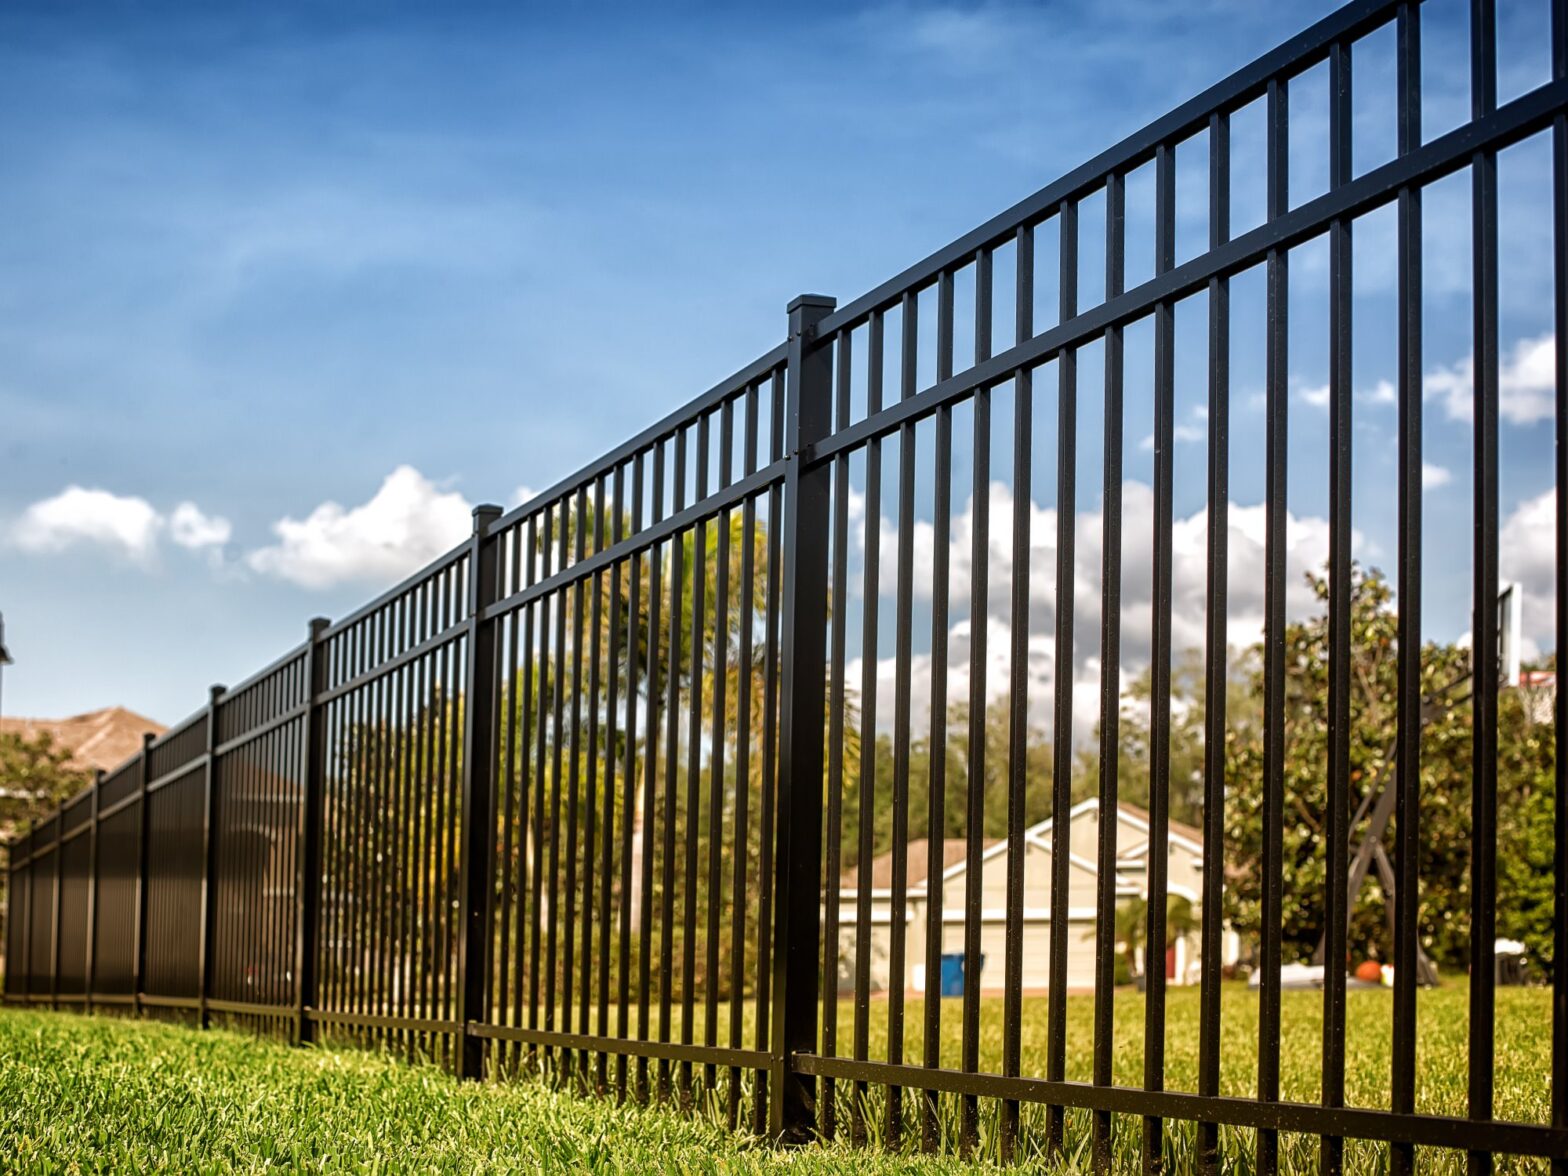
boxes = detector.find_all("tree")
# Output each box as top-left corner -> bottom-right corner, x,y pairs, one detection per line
1114,894 -> 1199,980
1222,566 -> 1557,975
0,729 -> 93,960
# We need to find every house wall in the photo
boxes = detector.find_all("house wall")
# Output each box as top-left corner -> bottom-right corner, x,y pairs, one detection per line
831,806 -> 1217,994
831,901 -> 918,995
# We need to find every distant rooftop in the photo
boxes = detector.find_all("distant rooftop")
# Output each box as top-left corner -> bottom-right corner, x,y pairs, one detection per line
1,707 -> 166,774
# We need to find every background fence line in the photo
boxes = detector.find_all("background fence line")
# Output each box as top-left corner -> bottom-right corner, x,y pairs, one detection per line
5,0 -> 1568,1169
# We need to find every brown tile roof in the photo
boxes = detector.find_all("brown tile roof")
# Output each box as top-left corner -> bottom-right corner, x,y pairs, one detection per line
1,707 -> 166,774
839,837 -> 1001,894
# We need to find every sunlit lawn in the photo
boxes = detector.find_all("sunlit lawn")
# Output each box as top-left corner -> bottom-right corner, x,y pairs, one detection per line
0,979 -> 1553,1173
484,977 -> 1553,1171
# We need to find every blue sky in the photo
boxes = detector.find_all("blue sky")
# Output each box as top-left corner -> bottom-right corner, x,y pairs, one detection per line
0,0 -> 1560,731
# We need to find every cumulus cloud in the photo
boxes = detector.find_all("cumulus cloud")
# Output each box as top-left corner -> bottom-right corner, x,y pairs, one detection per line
168,502 -> 232,549
1362,379 -> 1396,406
1299,379 -> 1408,412
246,465 -> 473,589
1499,485 -> 1558,660
8,487 -> 229,565
1422,462 -> 1452,489
845,479 -> 1351,745
1137,410 -> 1206,451
1425,332 -> 1557,426
1299,383 -> 1331,410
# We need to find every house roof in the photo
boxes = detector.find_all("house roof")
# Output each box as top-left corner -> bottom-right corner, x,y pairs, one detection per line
0,707 -> 166,774
837,801 -> 1205,898
838,837 -> 1000,894
1116,801 -> 1205,849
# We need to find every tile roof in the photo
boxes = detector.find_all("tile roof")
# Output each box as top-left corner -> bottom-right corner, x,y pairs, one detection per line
1,707 -> 166,774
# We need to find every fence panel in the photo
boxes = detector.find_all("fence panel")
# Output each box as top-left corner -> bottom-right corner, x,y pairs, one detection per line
92,801 -> 139,996
210,655 -> 307,1031
27,830 -> 55,1000
142,763 -> 204,1003
309,551 -> 471,1064
476,350 -> 789,1124
5,848 -> 28,997
2,0 -> 1565,1169
55,821 -> 91,997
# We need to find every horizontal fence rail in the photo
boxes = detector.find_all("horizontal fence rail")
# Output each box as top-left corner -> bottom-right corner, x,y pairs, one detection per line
4,0 -> 1567,1169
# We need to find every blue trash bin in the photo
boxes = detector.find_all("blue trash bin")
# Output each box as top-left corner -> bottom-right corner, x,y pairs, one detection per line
939,952 -> 983,996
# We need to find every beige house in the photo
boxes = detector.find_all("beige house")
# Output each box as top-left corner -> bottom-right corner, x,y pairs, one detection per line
832,799 -> 1237,994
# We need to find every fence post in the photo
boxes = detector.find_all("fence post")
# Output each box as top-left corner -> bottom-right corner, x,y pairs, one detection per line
133,729 -> 154,1013
296,617 -> 330,1046
769,293 -> 835,1143
85,769 -> 102,1013
198,683 -> 224,1030
457,504 -> 503,1080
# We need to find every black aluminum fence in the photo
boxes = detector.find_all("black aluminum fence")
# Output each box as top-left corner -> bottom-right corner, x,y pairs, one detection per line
5,0 -> 1567,1168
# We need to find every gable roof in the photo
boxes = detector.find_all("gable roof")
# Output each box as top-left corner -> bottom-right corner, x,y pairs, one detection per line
836,800 -> 1205,899
838,837 -> 998,895
1115,801 -> 1205,851
1,707 -> 166,773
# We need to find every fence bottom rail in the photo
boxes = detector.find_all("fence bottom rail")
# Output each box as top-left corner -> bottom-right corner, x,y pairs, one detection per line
794,1055 -> 1568,1160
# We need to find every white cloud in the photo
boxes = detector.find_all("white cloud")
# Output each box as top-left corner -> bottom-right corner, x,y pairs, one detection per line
1155,403 -> 1207,448
1300,380 -> 1396,411
8,486 -> 229,566
1363,379 -> 1396,406
1499,485 -> 1558,659
1421,462 -> 1452,489
246,465 -> 473,589
512,484 -> 539,509
1299,383 -> 1331,410
1425,332 -> 1557,426
845,479 -> 1351,746
1249,381 -> 1400,413
168,502 -> 231,549
1137,421 -> 1205,452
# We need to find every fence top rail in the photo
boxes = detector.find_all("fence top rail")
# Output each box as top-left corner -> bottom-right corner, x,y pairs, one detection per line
490,340 -> 789,537
152,705 -> 207,749
813,0 -> 1405,339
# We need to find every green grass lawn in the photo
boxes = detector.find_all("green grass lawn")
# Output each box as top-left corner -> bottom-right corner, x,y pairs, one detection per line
0,1008 -> 969,1175
826,979 -> 1552,1119
813,980 -> 1554,1171
0,981 -> 1555,1173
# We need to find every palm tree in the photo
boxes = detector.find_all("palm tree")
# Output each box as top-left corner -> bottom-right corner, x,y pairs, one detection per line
1114,895 -> 1200,984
